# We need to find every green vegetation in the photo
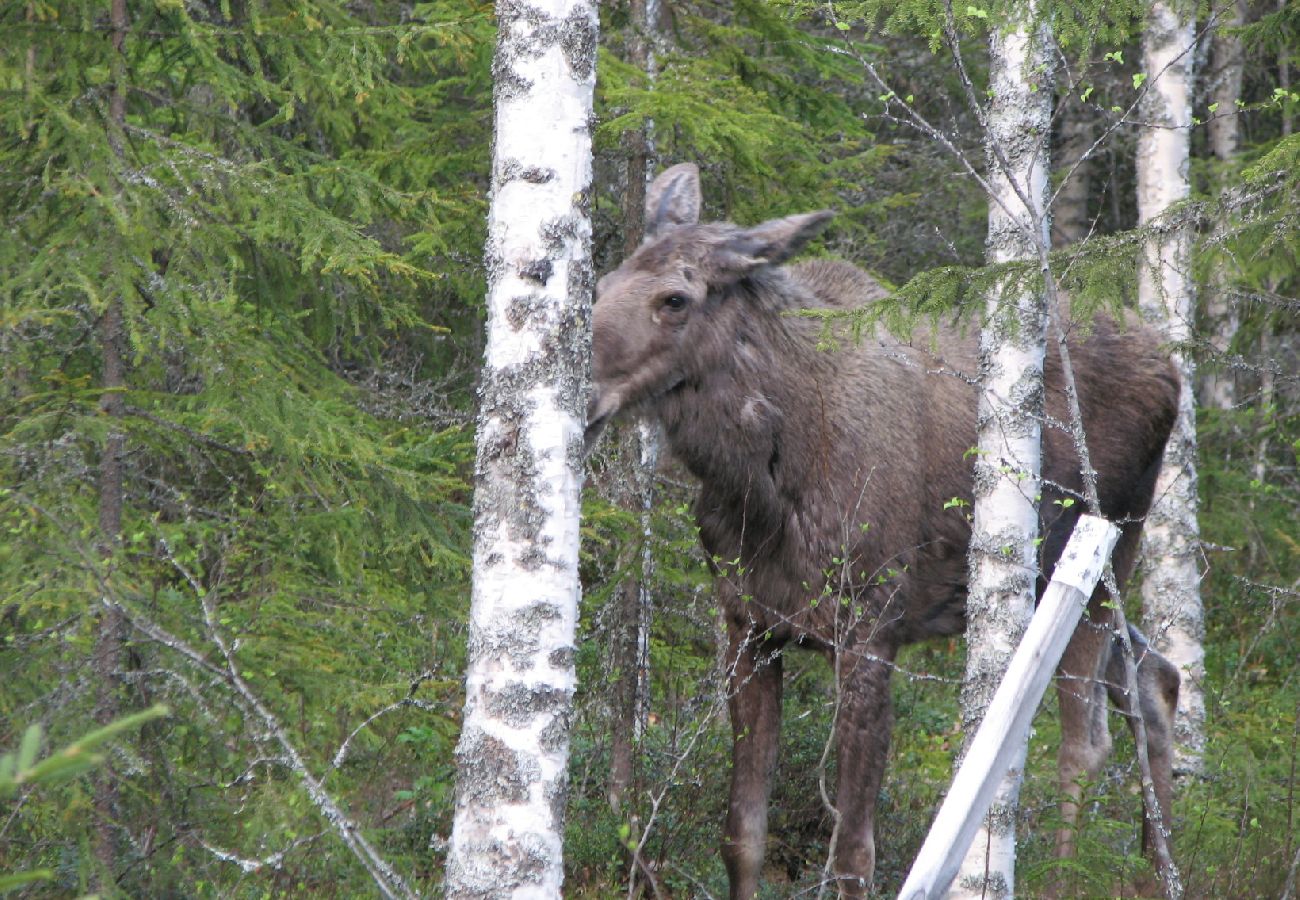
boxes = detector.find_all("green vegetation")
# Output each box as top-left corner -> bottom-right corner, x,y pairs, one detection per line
2,0 -> 1297,895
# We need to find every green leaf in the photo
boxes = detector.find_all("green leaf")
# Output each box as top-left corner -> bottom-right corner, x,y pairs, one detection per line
0,871 -> 55,891
16,725 -> 42,773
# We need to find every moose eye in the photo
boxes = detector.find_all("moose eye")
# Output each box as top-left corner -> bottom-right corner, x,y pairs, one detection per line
663,295 -> 690,312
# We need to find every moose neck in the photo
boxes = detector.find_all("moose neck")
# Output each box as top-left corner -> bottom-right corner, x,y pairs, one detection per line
656,269 -> 846,527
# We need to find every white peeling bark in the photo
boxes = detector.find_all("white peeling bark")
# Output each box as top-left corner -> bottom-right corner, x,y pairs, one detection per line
904,518 -> 1121,900
445,1 -> 597,897
1200,0 -> 1245,410
1136,0 -> 1206,778
954,14 -> 1053,899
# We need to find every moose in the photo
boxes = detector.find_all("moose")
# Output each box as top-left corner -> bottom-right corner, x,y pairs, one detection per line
585,164 -> 1182,898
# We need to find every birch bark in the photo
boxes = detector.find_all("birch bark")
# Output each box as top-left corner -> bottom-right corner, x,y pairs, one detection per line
1201,1 -> 1245,410
1136,0 -> 1206,778
954,13 -> 1053,898
444,1 -> 598,896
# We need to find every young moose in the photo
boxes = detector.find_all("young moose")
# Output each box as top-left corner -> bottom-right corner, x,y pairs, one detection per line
586,164 -> 1181,898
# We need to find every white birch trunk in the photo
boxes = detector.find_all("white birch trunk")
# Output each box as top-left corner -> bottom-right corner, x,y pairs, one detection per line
445,1 -> 597,896
904,518 -> 1121,900
1136,0 -> 1206,778
954,14 -> 1053,899
1200,1 -> 1245,410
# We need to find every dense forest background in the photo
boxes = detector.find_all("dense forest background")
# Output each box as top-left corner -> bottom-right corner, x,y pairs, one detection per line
2,0 -> 1297,896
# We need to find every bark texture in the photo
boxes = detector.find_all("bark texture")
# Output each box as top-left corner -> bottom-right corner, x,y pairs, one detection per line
1137,0 -> 1206,777
444,1 -> 598,896
954,16 -> 1053,899
1200,1 -> 1245,410
607,0 -> 661,832
1052,98 -> 1094,248
93,0 -> 130,883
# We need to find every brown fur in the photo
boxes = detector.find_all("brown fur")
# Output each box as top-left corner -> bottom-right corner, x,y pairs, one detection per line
587,164 -> 1181,898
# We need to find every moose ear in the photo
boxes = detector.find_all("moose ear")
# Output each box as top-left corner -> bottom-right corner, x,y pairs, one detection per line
706,210 -> 836,282
734,210 -> 835,266
645,163 -> 701,236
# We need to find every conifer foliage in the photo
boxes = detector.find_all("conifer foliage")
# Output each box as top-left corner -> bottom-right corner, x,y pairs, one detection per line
1,0 -> 1298,896
2,0 -> 490,893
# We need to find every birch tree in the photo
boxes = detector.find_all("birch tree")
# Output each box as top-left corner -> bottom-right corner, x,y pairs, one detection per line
444,1 -> 598,896
1136,0 -> 1206,777
1201,1 -> 1246,410
954,9 -> 1053,897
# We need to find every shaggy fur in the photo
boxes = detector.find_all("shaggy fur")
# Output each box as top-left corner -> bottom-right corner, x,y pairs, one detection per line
587,164 -> 1181,898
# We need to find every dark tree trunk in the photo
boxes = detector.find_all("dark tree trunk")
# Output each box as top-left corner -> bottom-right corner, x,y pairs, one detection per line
620,0 -> 657,256
93,0 -> 130,885
1052,97 -> 1095,248
607,6 -> 663,896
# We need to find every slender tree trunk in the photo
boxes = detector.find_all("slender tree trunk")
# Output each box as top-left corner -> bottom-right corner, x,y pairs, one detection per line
444,1 -> 598,897
954,12 -> 1053,898
93,0 -> 130,885
1282,0 -> 1294,140
1200,0 -> 1245,410
620,0 -> 659,258
608,0 -> 661,838
606,429 -> 657,817
1052,96 -> 1094,248
1137,0 -> 1206,777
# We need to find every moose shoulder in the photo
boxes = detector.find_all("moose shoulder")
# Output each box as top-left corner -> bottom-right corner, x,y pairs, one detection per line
586,163 -> 1181,898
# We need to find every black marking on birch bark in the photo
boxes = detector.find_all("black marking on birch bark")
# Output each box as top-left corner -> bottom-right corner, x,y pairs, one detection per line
492,62 -> 531,103
540,212 -> 582,255
515,600 -> 563,630
543,772 -> 571,829
559,7 -> 597,80
970,459 -> 1000,498
518,259 -> 553,286
497,158 -> 556,185
474,363 -> 548,551
572,185 -> 592,217
465,602 -> 564,669
495,0 -> 594,92
486,682 -> 573,728
547,645 -> 575,670
454,728 -> 539,805
538,705 -> 574,755
506,294 -> 546,331
1009,367 -> 1045,409
482,241 -> 504,287
448,834 -> 550,894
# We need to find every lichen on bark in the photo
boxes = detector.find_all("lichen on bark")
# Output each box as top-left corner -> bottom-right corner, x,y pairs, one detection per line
446,1 -> 598,896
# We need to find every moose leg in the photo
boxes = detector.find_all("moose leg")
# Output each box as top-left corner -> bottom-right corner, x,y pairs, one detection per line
1055,601 -> 1114,863
1105,626 -> 1180,859
1102,518 -> 1180,864
831,643 -> 895,898
721,616 -> 784,900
